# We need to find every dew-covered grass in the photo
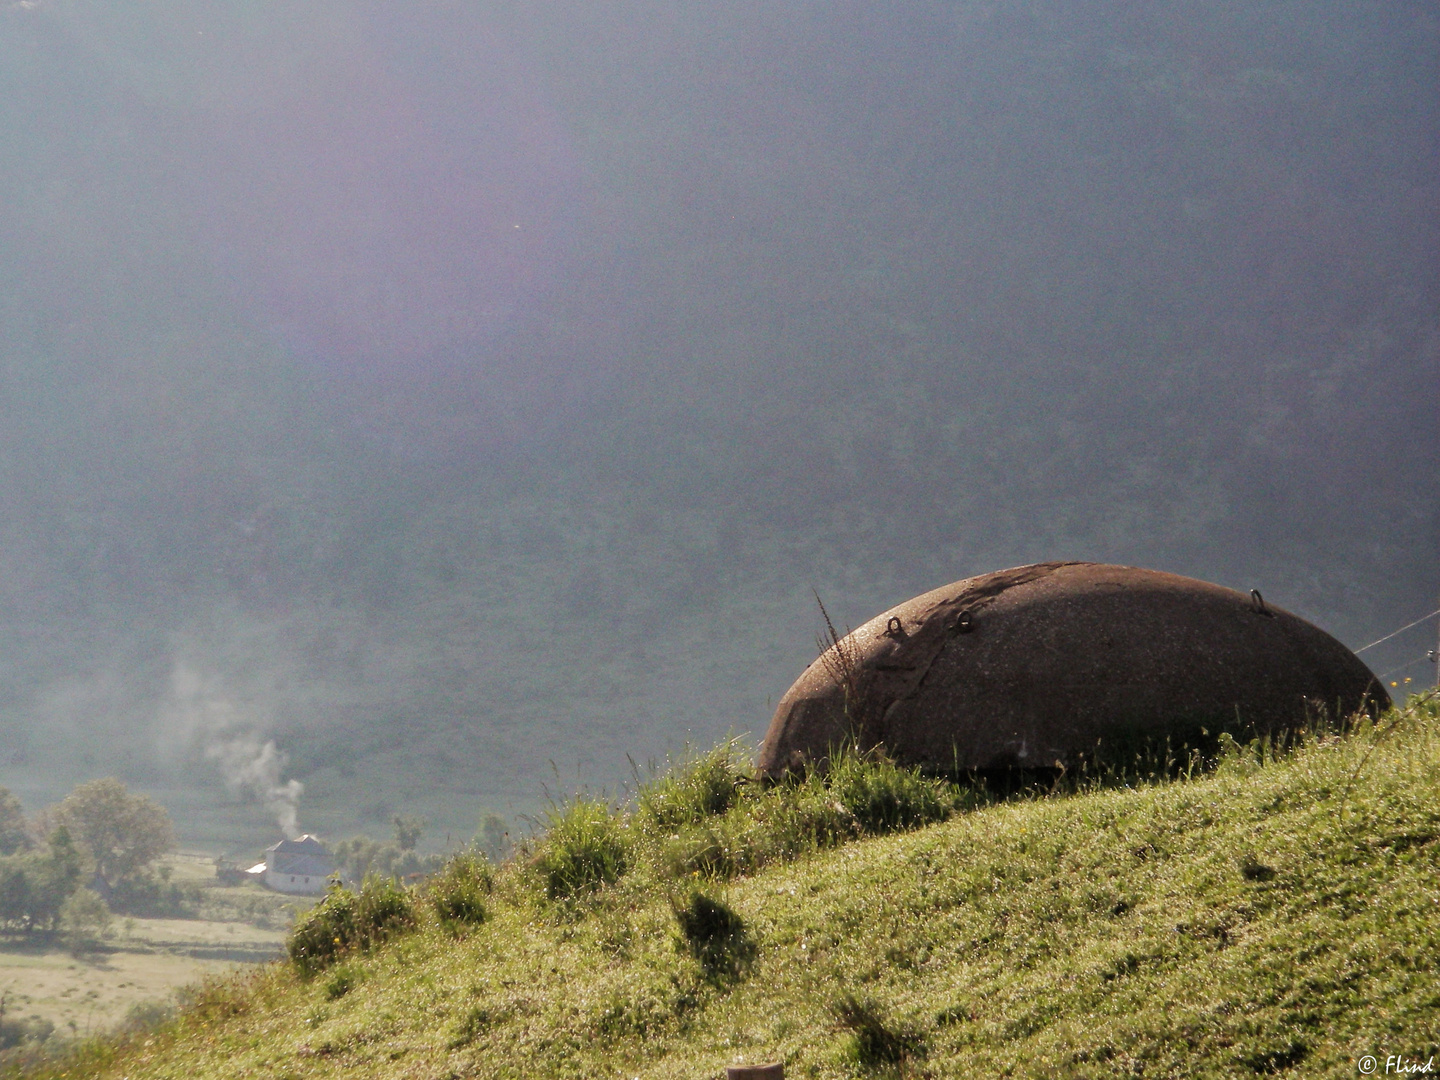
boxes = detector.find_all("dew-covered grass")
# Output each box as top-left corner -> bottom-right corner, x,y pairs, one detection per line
13,695 -> 1440,1079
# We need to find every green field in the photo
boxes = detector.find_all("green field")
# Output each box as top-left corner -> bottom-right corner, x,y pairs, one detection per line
0,856 -> 300,1054
12,695 -> 1440,1079
0,937 -> 266,1038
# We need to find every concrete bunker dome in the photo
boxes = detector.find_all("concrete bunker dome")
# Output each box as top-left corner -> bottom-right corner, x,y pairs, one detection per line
757,562 -> 1389,778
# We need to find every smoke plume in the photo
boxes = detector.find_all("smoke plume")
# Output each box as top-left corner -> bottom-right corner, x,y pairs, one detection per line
206,737 -> 305,839
164,661 -> 305,838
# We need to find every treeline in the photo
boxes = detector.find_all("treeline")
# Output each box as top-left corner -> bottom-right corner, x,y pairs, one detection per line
0,778 -> 512,951
0,778 -> 186,947
329,812 -> 509,885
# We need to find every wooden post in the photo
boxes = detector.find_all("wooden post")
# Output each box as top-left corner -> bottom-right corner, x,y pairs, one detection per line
1433,591 -> 1439,690
726,1065 -> 783,1080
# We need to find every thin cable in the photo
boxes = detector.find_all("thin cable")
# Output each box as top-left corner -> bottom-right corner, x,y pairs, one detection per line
1375,653 -> 1438,682
1355,608 -> 1440,654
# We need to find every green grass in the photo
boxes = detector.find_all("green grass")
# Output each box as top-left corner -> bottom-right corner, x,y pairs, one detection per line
10,695 -> 1440,1079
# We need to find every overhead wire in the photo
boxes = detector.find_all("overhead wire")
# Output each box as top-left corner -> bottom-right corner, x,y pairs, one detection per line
1354,607 -> 1440,654
1375,654 -> 1437,682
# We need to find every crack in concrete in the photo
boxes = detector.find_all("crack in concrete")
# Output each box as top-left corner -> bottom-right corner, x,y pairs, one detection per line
870,562 -> 1082,740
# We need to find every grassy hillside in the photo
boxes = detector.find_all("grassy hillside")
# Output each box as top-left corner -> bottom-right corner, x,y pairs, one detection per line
15,695 -> 1440,1079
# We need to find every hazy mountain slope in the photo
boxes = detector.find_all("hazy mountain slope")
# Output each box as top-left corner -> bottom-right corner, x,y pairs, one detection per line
0,2 -> 1433,844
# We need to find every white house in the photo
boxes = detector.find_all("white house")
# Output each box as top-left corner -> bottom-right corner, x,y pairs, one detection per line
247,835 -> 336,896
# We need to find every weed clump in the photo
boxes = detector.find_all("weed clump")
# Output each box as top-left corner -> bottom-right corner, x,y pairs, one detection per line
652,745 -> 965,882
447,1005 -> 492,1049
321,963 -> 361,1000
287,876 -> 417,976
518,743 -> 966,901
120,1000 -> 174,1034
532,799 -> 630,900
824,746 -> 956,832
639,741 -> 748,830
426,851 -> 492,931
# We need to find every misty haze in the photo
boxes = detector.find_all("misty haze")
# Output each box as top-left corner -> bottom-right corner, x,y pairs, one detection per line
0,2 -> 1434,857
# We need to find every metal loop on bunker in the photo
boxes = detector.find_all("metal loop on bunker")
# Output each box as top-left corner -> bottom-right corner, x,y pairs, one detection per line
1250,589 -> 1273,617
952,610 -> 974,635
883,616 -> 907,639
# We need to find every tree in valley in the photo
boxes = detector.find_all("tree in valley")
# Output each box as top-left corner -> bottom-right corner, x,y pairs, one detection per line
392,815 -> 425,853
0,826 -> 86,934
331,816 -> 442,884
0,788 -> 27,855
58,886 -> 112,956
51,778 -> 175,890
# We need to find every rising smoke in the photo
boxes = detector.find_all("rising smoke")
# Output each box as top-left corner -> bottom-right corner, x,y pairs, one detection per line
164,662 -> 305,838
205,737 -> 304,839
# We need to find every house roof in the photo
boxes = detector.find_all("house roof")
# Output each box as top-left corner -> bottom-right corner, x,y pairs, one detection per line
263,835 -> 335,877
266,834 -> 329,855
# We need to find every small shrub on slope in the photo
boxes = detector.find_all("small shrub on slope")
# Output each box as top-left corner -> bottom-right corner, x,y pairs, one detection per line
320,963 -> 362,1001
426,851 -> 492,931
533,798 -> 630,900
656,747 -> 964,881
823,745 -> 956,832
287,875 -> 417,976
638,741 -> 748,830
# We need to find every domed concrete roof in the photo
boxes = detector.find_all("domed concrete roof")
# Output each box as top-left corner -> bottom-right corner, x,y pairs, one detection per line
757,562 -> 1388,777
